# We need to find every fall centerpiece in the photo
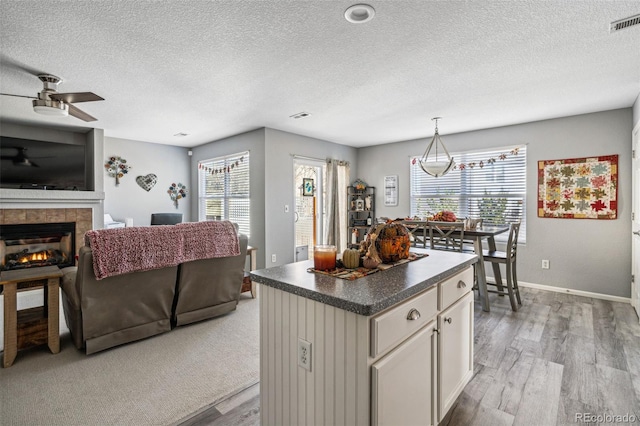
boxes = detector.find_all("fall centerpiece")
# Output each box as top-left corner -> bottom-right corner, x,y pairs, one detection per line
432,210 -> 457,222
360,220 -> 411,264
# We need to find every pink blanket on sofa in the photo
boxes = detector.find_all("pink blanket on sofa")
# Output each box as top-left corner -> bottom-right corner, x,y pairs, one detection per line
85,221 -> 240,280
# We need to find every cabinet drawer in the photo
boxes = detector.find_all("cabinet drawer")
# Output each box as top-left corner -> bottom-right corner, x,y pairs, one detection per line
371,285 -> 437,358
439,267 -> 473,310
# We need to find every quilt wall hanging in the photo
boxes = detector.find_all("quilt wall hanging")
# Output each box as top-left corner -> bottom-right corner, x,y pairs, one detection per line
538,154 -> 618,219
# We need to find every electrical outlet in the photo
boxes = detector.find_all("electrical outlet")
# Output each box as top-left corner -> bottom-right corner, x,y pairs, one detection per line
298,338 -> 312,371
272,254 -> 277,263
542,259 -> 550,269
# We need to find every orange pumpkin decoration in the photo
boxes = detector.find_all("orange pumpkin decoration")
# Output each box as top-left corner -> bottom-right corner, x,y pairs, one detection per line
373,222 -> 411,263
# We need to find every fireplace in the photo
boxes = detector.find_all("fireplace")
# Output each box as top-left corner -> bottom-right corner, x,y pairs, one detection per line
0,222 -> 76,271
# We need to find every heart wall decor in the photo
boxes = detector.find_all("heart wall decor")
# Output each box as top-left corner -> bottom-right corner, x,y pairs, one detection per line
136,174 -> 158,192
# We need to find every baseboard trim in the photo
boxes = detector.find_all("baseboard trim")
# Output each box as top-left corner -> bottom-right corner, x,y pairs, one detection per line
486,278 -> 631,304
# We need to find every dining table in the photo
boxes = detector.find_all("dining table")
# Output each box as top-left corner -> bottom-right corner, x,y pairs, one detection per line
400,220 -> 509,312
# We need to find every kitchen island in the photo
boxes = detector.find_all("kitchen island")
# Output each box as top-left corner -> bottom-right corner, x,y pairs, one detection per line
250,248 -> 477,426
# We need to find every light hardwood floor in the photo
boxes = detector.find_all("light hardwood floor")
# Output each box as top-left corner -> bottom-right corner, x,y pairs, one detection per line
181,287 -> 640,425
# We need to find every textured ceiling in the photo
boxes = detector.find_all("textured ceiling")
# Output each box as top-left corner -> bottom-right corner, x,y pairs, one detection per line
0,1 -> 639,148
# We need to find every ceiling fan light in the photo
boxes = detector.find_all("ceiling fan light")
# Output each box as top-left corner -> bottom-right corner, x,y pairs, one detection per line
32,99 -> 69,117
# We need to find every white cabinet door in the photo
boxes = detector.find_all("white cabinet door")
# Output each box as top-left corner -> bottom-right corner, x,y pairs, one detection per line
438,291 -> 474,420
372,320 -> 437,426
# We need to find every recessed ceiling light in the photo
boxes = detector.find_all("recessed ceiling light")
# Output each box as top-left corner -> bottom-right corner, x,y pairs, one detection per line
344,4 -> 375,24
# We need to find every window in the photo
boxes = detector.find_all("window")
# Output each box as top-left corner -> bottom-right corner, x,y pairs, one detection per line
410,145 -> 526,242
198,151 -> 250,236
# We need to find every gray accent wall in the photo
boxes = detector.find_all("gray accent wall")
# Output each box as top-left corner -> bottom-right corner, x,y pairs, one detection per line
264,128 -> 358,268
104,137 -> 190,227
357,109 -> 633,298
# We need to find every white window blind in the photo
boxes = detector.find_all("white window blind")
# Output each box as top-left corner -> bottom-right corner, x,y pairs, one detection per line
410,145 -> 526,242
198,151 -> 250,237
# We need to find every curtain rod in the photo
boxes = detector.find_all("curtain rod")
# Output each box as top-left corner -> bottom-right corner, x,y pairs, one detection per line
292,154 -> 325,162
292,154 -> 350,166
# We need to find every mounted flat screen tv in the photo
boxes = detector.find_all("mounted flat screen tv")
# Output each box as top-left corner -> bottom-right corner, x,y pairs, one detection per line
0,136 -> 88,190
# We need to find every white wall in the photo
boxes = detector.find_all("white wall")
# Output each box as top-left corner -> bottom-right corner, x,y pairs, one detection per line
634,92 -> 640,129
264,128 -> 358,267
104,137 -> 190,227
189,128 -> 267,268
358,109 -> 633,298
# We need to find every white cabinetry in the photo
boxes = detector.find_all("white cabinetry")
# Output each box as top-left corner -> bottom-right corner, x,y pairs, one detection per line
259,265 -> 474,425
372,320 -> 438,426
371,267 -> 473,425
438,291 -> 474,417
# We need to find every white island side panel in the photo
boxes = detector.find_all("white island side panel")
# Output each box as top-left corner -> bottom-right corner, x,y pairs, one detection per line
260,285 -> 370,425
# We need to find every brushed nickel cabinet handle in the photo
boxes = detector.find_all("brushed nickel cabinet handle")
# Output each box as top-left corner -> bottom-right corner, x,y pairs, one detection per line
444,317 -> 452,324
457,280 -> 466,288
407,308 -> 421,321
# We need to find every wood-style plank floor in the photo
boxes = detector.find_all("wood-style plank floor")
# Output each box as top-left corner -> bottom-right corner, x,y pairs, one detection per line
179,287 -> 640,425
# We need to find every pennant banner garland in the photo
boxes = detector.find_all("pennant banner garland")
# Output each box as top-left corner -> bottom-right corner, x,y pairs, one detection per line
198,156 -> 245,175
411,148 -> 521,170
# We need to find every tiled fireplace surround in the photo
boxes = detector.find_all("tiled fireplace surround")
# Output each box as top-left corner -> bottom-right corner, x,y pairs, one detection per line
0,208 -> 93,263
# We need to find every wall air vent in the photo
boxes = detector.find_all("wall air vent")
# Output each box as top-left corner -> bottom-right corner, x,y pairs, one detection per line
610,14 -> 640,33
290,112 -> 312,119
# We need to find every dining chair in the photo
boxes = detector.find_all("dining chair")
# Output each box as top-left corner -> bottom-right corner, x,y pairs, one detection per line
482,222 -> 522,311
427,221 -> 465,252
150,213 -> 183,225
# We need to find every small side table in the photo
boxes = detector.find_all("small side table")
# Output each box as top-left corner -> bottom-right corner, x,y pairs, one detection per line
241,246 -> 257,298
0,265 -> 63,368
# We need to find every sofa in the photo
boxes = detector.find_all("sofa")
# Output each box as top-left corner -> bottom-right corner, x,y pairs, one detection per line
60,221 -> 248,354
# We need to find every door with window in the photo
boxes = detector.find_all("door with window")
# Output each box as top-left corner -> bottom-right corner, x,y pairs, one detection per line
294,160 -> 325,261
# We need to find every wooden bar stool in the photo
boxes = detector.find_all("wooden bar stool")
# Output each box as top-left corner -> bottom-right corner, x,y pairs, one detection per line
482,222 -> 522,311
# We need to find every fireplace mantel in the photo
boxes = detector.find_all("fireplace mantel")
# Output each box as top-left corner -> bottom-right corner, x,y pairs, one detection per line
0,189 -> 105,204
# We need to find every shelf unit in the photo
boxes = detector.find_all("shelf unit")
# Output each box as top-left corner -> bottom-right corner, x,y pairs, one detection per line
347,186 -> 375,249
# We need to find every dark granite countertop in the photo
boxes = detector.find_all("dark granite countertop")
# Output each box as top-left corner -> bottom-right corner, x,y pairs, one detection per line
250,248 -> 478,316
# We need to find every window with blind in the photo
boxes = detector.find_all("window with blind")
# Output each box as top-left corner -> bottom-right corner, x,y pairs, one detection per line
410,145 -> 526,242
198,151 -> 250,237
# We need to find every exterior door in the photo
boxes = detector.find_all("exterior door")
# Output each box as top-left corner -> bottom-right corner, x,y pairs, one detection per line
294,160 -> 325,261
632,124 -> 640,320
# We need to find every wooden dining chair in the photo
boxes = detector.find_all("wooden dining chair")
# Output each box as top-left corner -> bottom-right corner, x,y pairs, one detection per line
482,222 -> 522,311
427,221 -> 465,252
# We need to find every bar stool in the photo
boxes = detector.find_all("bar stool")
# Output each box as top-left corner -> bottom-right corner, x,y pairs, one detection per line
482,222 -> 522,311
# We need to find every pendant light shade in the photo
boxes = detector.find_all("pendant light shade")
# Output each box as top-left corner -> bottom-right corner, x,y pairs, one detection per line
419,117 -> 455,178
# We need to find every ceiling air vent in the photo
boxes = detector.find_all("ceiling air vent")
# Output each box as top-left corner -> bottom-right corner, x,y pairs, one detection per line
290,112 -> 312,119
610,14 -> 640,33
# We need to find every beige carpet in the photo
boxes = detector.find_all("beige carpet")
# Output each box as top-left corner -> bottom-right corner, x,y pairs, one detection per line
0,297 -> 259,426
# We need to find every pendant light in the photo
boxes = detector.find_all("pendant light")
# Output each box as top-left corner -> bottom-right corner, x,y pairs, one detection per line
419,117 -> 455,178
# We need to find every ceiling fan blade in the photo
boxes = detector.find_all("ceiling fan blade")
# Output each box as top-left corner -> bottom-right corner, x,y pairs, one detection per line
0,93 -> 38,99
49,92 -> 104,103
68,103 -> 97,122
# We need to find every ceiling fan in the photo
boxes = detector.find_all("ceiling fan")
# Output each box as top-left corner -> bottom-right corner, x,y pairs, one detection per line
0,147 -> 41,167
0,74 -> 104,122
